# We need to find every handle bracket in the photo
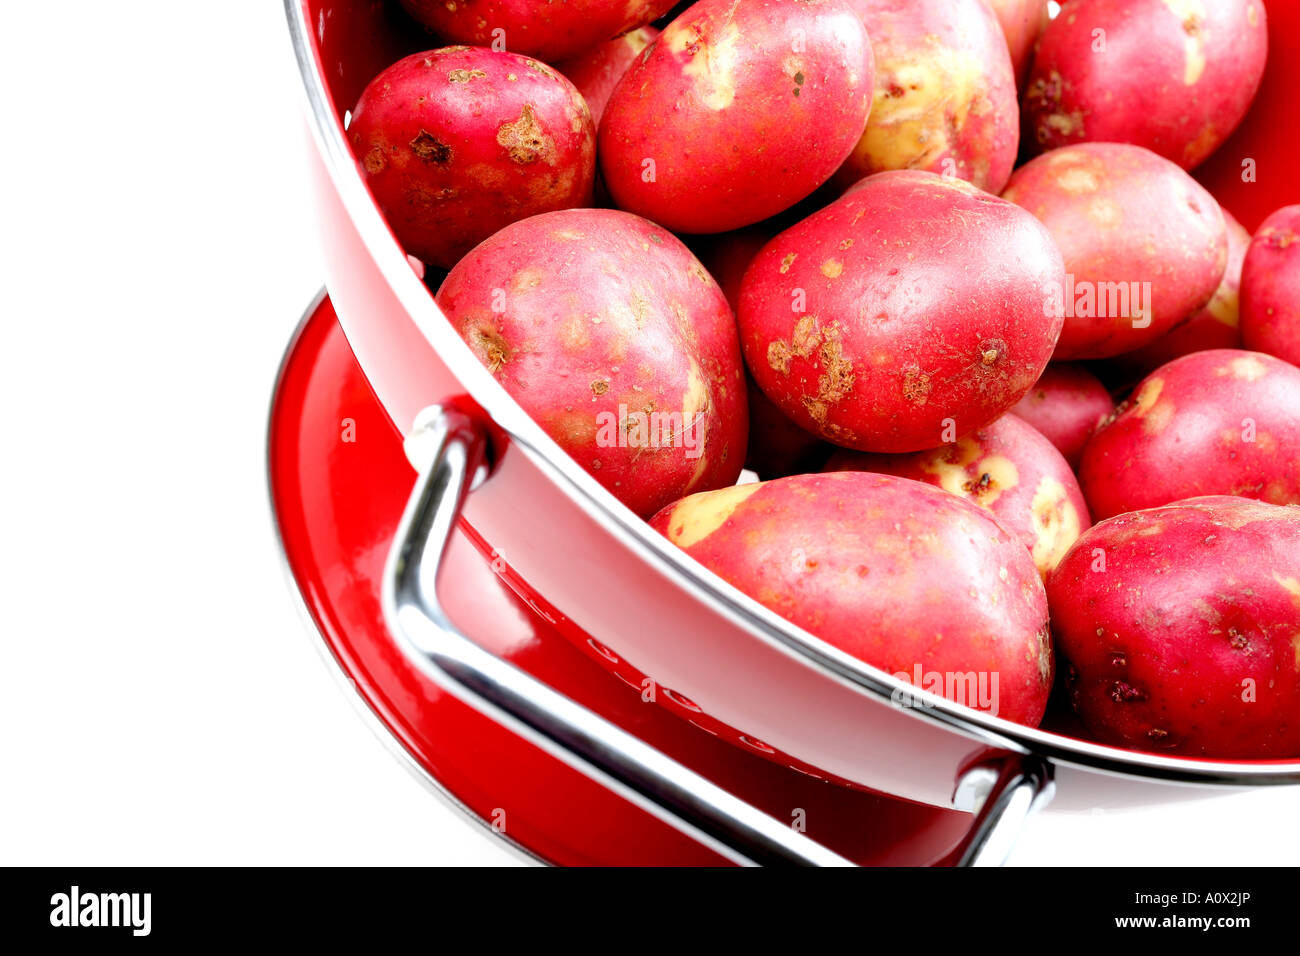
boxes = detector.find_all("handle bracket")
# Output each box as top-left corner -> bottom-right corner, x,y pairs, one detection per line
382,405 -> 1054,866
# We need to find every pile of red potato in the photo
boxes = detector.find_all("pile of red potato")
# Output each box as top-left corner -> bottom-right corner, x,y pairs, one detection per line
349,0 -> 1300,759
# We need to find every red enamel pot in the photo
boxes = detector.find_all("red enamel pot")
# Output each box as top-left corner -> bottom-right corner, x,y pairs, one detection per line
278,0 -> 1300,864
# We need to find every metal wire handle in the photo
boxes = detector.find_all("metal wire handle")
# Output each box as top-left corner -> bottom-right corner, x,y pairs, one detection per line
381,405 -> 1052,866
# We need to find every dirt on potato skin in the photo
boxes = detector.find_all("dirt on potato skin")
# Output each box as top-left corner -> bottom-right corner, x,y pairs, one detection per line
436,208 -> 749,518
739,170 -> 1065,454
348,47 -> 596,269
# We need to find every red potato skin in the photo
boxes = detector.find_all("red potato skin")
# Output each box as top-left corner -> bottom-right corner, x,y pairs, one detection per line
650,472 -> 1054,727
436,208 -> 747,517
693,226 -> 832,478
1024,0 -> 1268,170
1110,209 -> 1251,378
349,48 -> 596,269
600,0 -> 875,234
1002,143 -> 1228,360
1010,363 -> 1114,469
1048,496 -> 1300,758
1240,205 -> 1300,367
1078,349 -> 1300,521
553,27 -> 659,128
833,0 -> 1019,194
987,0 -> 1049,87
824,414 -> 1091,577
739,170 -> 1066,453
397,0 -> 677,63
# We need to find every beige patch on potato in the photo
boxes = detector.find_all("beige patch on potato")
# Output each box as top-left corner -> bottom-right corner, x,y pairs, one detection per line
664,482 -> 761,548
1205,282 -> 1240,326
779,253 -> 797,274
1222,355 -> 1269,381
509,267 -> 545,294
497,104 -> 556,165
681,360 -> 709,422
856,43 -> 985,173
1029,476 -> 1082,575
464,321 -> 512,374
1127,377 -> 1175,433
665,3 -> 743,111
1133,377 -> 1164,414
1088,198 -> 1121,227
1041,110 -> 1084,139
815,335 -> 855,410
921,441 -> 1017,506
969,455 -> 1019,505
560,315 -> 590,352
767,341 -> 792,375
821,259 -> 844,279
1275,574 -> 1300,602
681,361 -> 713,488
1161,0 -> 1209,85
1183,122 -> 1219,166
1056,167 -> 1100,194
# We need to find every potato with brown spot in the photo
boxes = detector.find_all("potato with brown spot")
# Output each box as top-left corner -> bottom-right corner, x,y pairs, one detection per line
349,47 -> 595,269
1002,143 -> 1228,359
1024,0 -> 1267,170
650,472 -> 1054,728
600,0 -> 875,233
1078,349 -> 1300,519
835,0 -> 1020,193
438,209 -> 747,518
1049,496 -> 1300,757
692,224 -> 833,479
740,170 -> 1065,453
826,413 -> 1090,576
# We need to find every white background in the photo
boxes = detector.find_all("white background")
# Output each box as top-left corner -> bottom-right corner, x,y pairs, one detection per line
0,1 -> 1294,867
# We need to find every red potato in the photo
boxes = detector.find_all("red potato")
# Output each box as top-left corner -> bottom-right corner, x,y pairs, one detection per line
436,208 -> 747,517
1110,208 -> 1252,378
1241,205 -> 1300,367
1024,0 -> 1268,170
600,0 -> 875,234
739,170 -> 1065,453
1010,363 -> 1114,469
1078,349 -> 1300,520
1048,496 -> 1300,758
350,48 -> 595,269
825,414 -> 1091,577
833,0 -> 1019,194
397,0 -> 677,63
693,226 -> 832,478
650,472 -> 1054,726
554,27 -> 659,128
1002,143 -> 1228,360
987,0 -> 1049,86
